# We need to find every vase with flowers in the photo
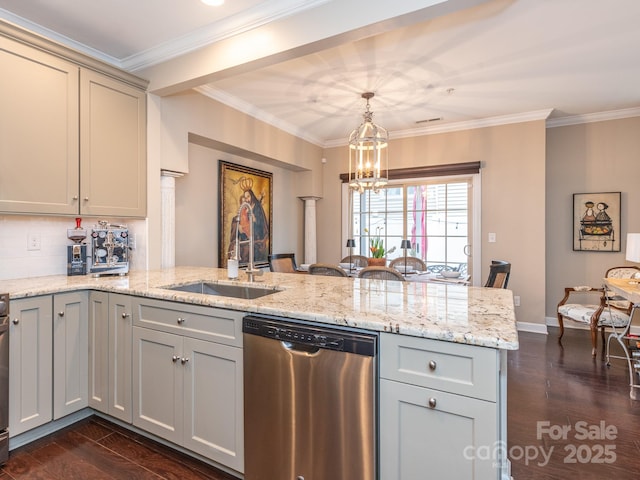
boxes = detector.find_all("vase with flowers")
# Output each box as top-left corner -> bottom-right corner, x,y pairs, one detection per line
365,227 -> 395,266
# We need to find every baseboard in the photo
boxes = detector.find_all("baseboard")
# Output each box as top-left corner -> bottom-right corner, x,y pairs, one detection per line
545,316 -> 640,335
516,322 -> 548,334
9,408 -> 93,451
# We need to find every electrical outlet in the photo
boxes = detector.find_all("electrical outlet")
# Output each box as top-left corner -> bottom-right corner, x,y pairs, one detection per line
129,233 -> 136,250
28,233 -> 41,251
514,295 -> 521,307
488,232 -> 497,243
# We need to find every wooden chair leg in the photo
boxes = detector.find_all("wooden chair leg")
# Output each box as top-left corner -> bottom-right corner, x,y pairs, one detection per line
590,325 -> 598,357
557,314 -> 565,342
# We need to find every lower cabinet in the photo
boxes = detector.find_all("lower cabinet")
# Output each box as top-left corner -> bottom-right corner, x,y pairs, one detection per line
53,292 -> 89,419
9,296 -> 53,436
132,326 -> 244,472
88,292 -> 133,422
379,333 -> 507,480
9,292 -> 89,437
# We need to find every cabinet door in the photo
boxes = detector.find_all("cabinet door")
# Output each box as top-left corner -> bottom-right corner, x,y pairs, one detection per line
380,379 -> 498,480
88,291 -> 109,412
132,326 -> 182,444
8,296 -> 53,436
108,293 -> 133,423
53,292 -> 89,419
0,36 -> 79,215
182,337 -> 244,472
80,69 -> 146,217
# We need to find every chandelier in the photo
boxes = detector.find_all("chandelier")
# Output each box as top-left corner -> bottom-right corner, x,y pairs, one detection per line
348,92 -> 389,193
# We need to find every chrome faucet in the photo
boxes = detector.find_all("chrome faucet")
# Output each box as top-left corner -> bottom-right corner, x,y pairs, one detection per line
236,201 -> 263,282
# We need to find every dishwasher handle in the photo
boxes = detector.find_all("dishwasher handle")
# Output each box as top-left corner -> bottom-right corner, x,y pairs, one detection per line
282,341 -> 321,355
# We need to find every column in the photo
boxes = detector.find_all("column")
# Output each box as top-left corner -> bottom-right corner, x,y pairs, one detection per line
161,170 -> 184,268
299,196 -> 321,265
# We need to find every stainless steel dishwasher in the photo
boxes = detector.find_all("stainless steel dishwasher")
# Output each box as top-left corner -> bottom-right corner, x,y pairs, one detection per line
243,314 -> 377,480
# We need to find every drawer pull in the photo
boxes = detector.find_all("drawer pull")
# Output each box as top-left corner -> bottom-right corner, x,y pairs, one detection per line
181,357 -> 190,365
58,311 -> 65,317
121,312 -> 130,319
428,360 -> 437,371
172,355 -> 179,363
428,397 -> 437,409
12,318 -> 19,325
177,317 -> 185,324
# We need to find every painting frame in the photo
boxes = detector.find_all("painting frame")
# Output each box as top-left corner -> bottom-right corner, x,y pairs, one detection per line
573,191 -> 621,252
218,161 -> 273,268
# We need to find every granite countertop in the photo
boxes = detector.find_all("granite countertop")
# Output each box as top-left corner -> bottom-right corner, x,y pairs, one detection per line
0,266 -> 519,350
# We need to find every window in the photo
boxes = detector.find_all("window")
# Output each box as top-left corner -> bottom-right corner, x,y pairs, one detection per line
348,177 -> 475,273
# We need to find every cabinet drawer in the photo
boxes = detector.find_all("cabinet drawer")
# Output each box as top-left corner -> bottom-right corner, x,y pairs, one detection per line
380,334 -> 498,402
133,297 -> 243,347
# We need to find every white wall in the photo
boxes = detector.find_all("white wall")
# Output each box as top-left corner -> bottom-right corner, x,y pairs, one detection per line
0,215 -> 147,280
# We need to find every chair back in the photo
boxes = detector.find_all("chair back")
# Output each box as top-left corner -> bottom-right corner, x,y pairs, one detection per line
308,263 -> 348,277
604,266 -> 640,310
268,253 -> 297,273
484,260 -> 510,288
340,255 -> 369,267
357,266 -> 405,281
426,264 -> 457,274
389,256 -> 426,271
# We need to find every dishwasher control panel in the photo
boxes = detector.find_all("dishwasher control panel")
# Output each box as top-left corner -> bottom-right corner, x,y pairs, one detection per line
243,314 -> 376,356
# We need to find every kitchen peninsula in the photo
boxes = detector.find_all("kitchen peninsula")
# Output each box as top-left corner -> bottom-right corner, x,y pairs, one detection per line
2,267 -> 518,480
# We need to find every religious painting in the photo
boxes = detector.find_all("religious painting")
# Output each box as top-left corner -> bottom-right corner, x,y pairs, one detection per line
218,161 -> 272,268
573,192 -> 621,252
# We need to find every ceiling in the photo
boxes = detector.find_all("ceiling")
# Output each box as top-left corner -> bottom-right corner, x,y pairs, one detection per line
2,0 -> 640,147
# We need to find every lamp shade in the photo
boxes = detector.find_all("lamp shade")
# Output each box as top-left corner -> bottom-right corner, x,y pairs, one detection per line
401,239 -> 411,249
346,239 -> 356,248
626,233 -> 640,263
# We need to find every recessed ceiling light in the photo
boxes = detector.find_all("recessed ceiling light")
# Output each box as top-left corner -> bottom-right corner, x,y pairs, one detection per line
201,0 -> 224,6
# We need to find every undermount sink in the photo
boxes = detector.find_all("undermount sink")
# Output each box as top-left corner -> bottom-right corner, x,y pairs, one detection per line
162,281 -> 279,299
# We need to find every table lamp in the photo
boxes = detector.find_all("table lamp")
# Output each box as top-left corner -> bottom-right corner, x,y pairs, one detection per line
626,233 -> 640,278
346,239 -> 356,271
401,239 -> 411,273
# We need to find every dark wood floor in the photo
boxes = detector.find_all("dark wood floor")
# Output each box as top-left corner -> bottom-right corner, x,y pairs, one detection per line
2,327 -> 639,479
508,327 -> 640,479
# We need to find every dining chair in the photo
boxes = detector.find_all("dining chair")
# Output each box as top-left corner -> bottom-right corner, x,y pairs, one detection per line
389,256 -> 426,272
340,255 -> 369,268
557,265 -> 640,357
425,264 -> 457,274
357,266 -> 405,281
483,260 -> 510,288
268,253 -> 298,273
308,263 -> 348,277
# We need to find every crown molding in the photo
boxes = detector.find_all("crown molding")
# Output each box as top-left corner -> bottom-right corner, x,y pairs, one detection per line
195,85 -> 326,147
546,107 -> 640,128
324,109 -> 555,148
124,0 -> 329,71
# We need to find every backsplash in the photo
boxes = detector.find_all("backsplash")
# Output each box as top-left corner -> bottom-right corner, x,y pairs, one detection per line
0,215 -> 147,280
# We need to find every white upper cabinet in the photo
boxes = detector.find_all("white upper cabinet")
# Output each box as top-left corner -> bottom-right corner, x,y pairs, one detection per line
0,30 -> 147,217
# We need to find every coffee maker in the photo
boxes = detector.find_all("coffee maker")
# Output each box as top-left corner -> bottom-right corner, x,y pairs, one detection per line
89,221 -> 129,276
67,218 -> 87,276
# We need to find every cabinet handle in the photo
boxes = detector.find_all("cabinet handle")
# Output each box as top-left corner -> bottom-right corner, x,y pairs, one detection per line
12,318 -> 19,325
84,197 -> 89,201
177,317 -> 185,324
172,355 -> 180,363
73,195 -> 79,200
428,397 -> 437,409
58,311 -> 64,317
121,312 -> 130,319
428,360 -> 437,371
181,357 -> 190,365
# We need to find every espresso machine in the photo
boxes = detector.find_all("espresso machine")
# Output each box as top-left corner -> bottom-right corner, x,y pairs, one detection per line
89,221 -> 130,276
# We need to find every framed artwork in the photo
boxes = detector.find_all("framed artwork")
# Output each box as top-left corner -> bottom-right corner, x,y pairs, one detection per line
218,161 -> 272,268
573,192 -> 621,252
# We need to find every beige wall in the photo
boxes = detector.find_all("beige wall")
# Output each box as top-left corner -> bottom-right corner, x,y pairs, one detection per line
319,121 -> 547,327
546,117 -> 640,319
175,143 -> 303,267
